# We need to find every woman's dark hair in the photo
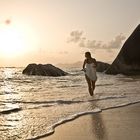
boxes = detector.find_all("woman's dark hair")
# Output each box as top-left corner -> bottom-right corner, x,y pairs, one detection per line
85,52 -> 91,57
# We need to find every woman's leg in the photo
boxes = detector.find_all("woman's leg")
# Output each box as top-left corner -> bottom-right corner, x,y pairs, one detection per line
91,80 -> 96,94
85,75 -> 93,96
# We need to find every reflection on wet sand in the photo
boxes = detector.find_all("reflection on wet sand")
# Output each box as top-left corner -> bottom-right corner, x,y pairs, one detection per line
89,98 -> 108,140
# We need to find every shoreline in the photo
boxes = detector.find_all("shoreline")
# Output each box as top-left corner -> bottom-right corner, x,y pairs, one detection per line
41,102 -> 140,140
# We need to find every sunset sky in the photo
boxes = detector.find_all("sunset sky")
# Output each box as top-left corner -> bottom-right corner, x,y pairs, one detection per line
0,0 -> 140,67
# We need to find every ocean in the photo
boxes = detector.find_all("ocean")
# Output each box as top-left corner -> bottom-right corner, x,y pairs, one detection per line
0,67 -> 140,140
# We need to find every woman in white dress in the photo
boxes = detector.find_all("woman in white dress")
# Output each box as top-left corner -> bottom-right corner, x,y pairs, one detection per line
82,52 -> 97,96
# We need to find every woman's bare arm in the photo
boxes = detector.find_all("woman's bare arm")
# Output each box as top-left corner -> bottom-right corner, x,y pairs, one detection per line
82,59 -> 86,69
92,58 -> 97,67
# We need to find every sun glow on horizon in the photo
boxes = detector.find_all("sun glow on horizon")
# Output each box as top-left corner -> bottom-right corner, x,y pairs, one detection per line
0,24 -> 28,58
0,20 -> 40,59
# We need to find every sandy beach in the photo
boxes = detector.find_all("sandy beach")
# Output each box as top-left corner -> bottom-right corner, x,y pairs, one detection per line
42,103 -> 140,140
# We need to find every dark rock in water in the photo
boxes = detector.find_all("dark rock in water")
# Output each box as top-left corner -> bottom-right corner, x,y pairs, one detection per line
106,24 -> 140,75
22,64 -> 68,76
96,61 -> 110,72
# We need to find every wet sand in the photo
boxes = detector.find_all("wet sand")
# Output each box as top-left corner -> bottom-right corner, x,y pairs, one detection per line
42,103 -> 140,140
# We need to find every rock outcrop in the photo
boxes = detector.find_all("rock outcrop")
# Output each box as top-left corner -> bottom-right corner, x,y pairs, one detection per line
22,64 -> 68,76
96,61 -> 110,72
106,24 -> 140,75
